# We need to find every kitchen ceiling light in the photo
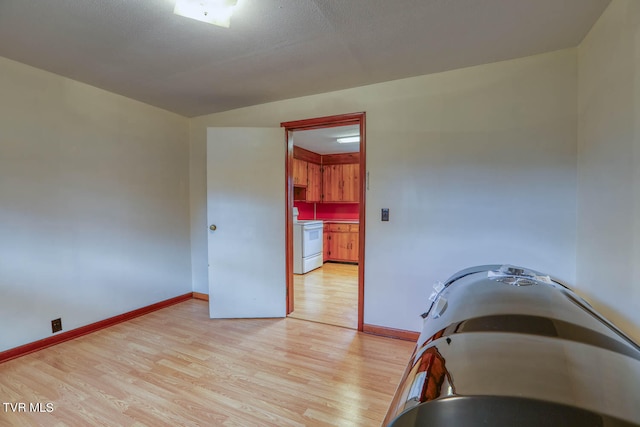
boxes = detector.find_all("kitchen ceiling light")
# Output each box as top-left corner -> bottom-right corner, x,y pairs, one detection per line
174,0 -> 239,28
337,136 -> 360,144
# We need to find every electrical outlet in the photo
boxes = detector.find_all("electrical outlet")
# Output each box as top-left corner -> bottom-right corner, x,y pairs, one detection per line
381,208 -> 390,221
51,318 -> 62,333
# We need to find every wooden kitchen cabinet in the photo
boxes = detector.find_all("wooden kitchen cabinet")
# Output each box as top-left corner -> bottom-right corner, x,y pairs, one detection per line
349,225 -> 359,260
293,157 -> 322,203
293,158 -> 307,186
324,229 -> 330,262
322,164 -> 341,202
324,223 -> 359,263
331,232 -> 353,261
341,163 -> 359,202
306,162 -> 322,202
321,163 -> 359,202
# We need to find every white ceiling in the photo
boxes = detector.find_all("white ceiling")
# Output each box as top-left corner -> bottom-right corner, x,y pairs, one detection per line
0,0 -> 610,118
293,124 -> 360,155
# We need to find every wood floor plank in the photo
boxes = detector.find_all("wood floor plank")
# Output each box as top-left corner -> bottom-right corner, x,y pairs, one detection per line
290,262 -> 359,329
0,300 -> 413,427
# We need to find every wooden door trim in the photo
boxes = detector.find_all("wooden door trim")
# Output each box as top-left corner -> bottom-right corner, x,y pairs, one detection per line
284,130 -> 294,314
281,112 -> 366,331
282,113 -> 363,131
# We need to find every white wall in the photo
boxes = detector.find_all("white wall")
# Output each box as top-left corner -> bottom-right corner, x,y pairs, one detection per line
190,49 -> 578,332
0,57 -> 192,352
577,0 -> 640,342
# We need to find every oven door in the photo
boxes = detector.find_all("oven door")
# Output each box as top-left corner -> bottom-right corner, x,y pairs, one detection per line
302,223 -> 323,258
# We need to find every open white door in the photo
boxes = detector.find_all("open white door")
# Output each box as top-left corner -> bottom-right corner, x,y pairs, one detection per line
207,127 -> 285,318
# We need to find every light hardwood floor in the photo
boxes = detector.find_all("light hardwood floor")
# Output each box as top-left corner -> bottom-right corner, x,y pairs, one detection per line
0,299 -> 414,427
289,262 -> 358,329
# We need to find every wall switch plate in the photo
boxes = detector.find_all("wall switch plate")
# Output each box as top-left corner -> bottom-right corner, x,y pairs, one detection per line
51,318 -> 62,333
381,208 -> 390,221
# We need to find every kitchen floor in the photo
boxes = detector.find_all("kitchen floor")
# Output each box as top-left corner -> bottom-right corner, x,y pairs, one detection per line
289,262 -> 358,329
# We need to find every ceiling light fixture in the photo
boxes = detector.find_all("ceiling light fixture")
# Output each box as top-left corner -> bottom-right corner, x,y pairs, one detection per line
174,0 -> 240,28
337,136 -> 360,144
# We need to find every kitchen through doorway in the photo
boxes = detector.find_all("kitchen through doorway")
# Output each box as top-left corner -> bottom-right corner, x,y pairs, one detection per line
282,113 -> 366,330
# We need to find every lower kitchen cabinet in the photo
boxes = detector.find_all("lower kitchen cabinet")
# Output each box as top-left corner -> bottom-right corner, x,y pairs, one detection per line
324,230 -> 330,262
324,223 -> 359,263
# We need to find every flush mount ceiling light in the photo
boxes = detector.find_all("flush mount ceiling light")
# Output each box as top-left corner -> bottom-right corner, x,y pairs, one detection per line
174,0 -> 239,28
337,136 -> 360,144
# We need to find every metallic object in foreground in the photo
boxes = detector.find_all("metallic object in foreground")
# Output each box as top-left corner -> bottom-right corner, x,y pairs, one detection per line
383,265 -> 640,427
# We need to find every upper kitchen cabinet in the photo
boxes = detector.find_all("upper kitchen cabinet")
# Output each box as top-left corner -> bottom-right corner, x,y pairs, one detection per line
341,163 -> 359,202
306,162 -> 322,202
322,163 -> 359,203
322,164 -> 341,202
292,146 -> 359,203
292,158 -> 308,186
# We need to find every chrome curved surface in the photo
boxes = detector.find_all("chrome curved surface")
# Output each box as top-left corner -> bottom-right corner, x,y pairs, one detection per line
388,396 -> 640,427
383,265 -> 640,427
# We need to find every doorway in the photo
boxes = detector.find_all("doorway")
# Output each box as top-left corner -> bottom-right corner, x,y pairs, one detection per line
281,113 -> 366,330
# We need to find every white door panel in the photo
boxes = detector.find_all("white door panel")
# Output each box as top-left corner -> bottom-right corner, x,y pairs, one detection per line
206,127 -> 285,318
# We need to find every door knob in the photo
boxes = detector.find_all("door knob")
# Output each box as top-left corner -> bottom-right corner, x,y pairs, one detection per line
209,224 -> 217,231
